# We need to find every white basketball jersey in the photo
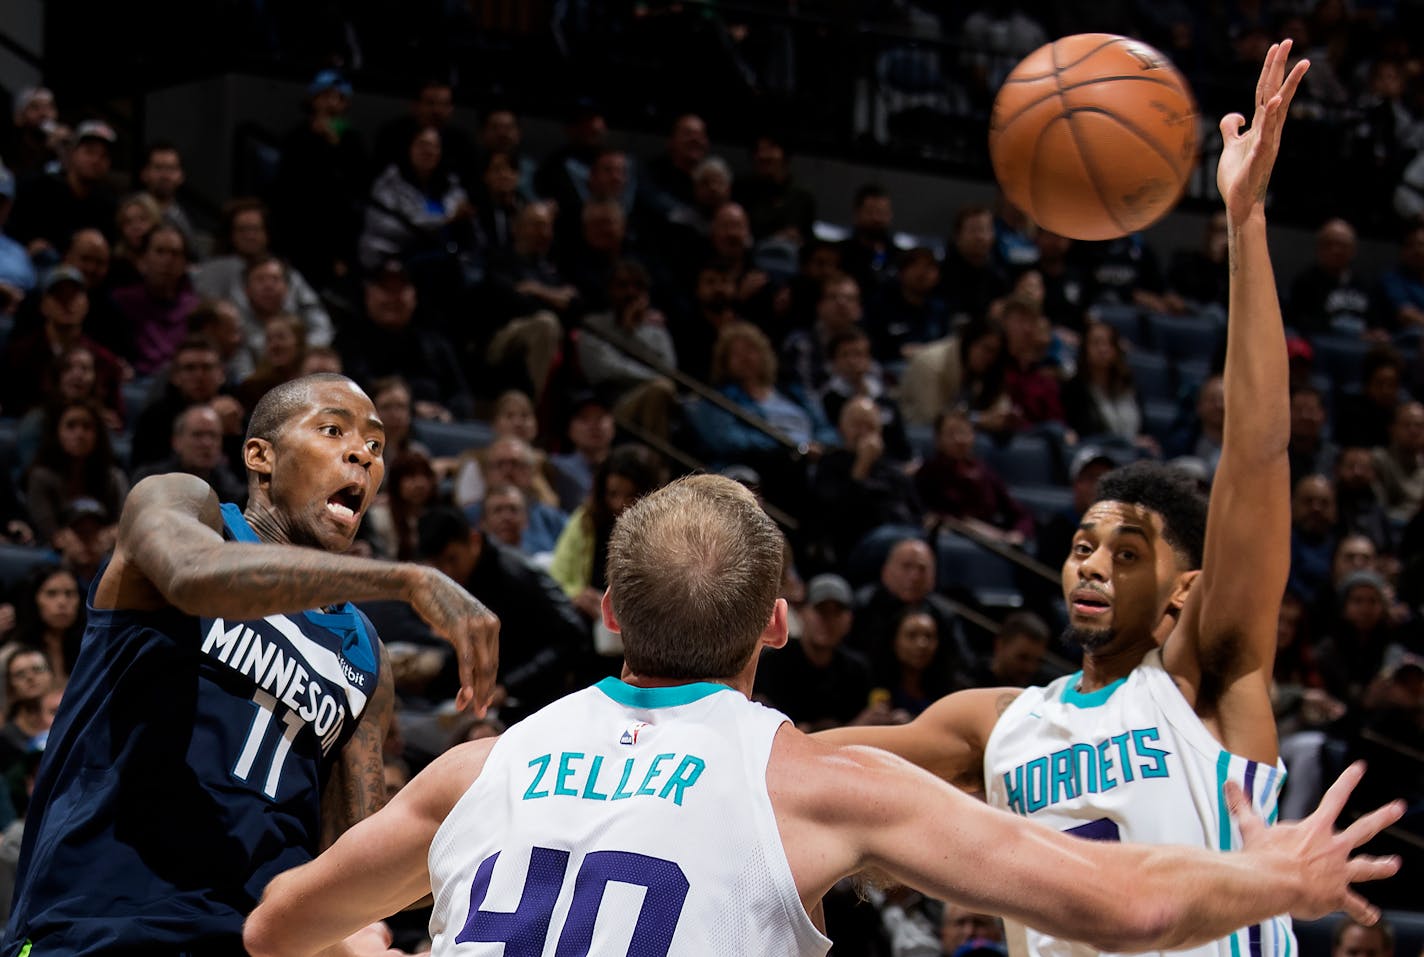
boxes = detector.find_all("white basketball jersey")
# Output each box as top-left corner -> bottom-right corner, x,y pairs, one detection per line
983,649 -> 1292,957
427,678 -> 831,957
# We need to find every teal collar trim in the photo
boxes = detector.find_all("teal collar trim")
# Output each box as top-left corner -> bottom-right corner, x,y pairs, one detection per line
220,503 -> 261,543
594,677 -> 734,709
1060,673 -> 1128,708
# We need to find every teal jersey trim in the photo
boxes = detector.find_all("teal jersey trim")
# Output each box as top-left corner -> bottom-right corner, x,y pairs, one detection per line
1059,673 -> 1127,708
594,677 -> 735,709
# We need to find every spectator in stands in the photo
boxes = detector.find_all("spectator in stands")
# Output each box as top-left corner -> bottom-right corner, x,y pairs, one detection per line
414,507 -> 586,719
337,260 -> 473,420
236,313 -> 306,408
961,4 -> 1048,102
478,483 -> 530,552
940,205 -> 1010,326
1330,916 -> 1395,957
1335,446 -> 1397,554
666,156 -> 734,243
818,328 -> 910,461
735,132 -> 815,242
1288,472 -> 1339,606
1288,218 -> 1374,336
1,267 -> 123,420
109,193 -> 162,290
232,255 -> 334,367
359,126 -> 476,287
703,204 -> 769,317
1166,211 -> 1230,313
1336,343 -> 1406,449
8,563 -> 82,684
871,605 -> 953,718
363,449 -> 441,561
111,223 -> 200,376
471,151 -> 525,254
477,106 -> 537,201
1086,232 -> 1172,314
850,537 -> 961,664
562,199 -> 635,311
1371,222 -> 1424,333
368,376 -> 427,473
131,404 -> 246,506
482,201 -> 574,397
1035,446 -> 1121,572
753,573 -> 873,731
532,98 -> 608,210
138,142 -> 199,252
1000,296 -> 1064,430
24,400 -> 127,546
188,299 -> 250,384
192,200 -> 331,361
1372,400 -> 1424,522
4,86 -> 62,178
1061,319 -> 1148,448
0,164 -> 34,300
550,393 -> 615,513
1034,228 -> 1089,336
465,437 -> 567,557
1289,384 -> 1340,485
673,264 -> 741,383
577,261 -> 679,439
269,70 -> 367,287
16,346 -> 125,472
782,272 -> 865,400
812,396 -> 921,563
643,113 -> 709,213
914,408 -> 1033,548
7,119 -> 118,256
838,183 -> 897,293
867,247 -> 948,363
451,389 -> 560,510
1315,569 -> 1402,706
373,78 -> 474,186
940,904 -> 1005,950
1165,373 -> 1225,479
549,443 -> 665,623
129,336 -> 241,469
299,347 -> 341,376
956,611 -> 1055,690
51,228 -> 129,365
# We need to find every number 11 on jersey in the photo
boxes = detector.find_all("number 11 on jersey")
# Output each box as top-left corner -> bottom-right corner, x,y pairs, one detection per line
234,689 -> 302,799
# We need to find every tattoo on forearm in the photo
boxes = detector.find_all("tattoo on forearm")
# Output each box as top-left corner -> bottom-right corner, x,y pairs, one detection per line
320,646 -> 394,849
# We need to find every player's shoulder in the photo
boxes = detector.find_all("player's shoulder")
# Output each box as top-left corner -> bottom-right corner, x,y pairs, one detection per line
930,685 -> 1025,740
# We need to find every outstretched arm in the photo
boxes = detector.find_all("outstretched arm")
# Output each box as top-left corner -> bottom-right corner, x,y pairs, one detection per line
780,733 -> 1401,954
245,738 -> 495,957
103,473 -> 500,712
1166,41 -> 1309,760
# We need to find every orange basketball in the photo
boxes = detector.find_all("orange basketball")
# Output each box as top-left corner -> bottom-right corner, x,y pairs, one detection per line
988,34 -> 1200,241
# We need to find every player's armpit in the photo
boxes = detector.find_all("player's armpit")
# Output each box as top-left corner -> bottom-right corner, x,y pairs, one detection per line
321,642 -> 395,849
815,687 -> 1013,791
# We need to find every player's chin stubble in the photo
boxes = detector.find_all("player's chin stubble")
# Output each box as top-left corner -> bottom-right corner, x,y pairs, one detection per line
1062,624 -> 1115,653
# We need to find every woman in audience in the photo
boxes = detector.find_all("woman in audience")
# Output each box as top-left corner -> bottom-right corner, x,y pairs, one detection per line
452,389 -> 559,508
24,399 -> 127,545
955,317 -> 1016,434
363,449 -> 442,561
110,193 -> 163,289
237,313 -> 307,408
17,345 -> 124,474
871,605 -> 954,718
8,564 -> 82,684
1061,319 -> 1153,450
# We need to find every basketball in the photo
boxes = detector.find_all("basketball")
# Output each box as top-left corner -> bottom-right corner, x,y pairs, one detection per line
989,34 -> 1200,241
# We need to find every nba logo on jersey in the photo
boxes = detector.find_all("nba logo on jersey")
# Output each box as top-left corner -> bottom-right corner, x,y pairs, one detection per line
619,722 -> 649,745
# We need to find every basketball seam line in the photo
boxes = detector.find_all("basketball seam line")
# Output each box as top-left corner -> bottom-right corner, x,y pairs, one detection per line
1000,35 -> 1126,84
1051,40 -> 1132,236
995,75 -> 1189,133
1071,106 -> 1191,184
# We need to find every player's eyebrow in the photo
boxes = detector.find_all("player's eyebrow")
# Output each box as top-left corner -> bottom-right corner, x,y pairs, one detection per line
1113,524 -> 1150,541
317,406 -> 354,422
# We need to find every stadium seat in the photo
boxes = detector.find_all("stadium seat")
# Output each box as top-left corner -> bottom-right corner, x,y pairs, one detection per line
1008,483 -> 1074,528
904,423 -> 935,460
1091,302 -> 1143,347
1145,312 -> 1222,362
1125,350 -> 1173,403
0,544 -> 61,595
1311,335 -> 1371,386
977,432 -> 1057,486
412,419 -> 495,458
109,432 -> 132,470
1173,358 -> 1211,397
122,378 -> 157,419
1141,399 -> 1179,446
933,530 -> 1022,609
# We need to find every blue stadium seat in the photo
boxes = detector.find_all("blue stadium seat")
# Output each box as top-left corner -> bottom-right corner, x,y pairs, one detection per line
412,419 -> 495,458
1173,359 -> 1211,397
977,432 -> 1056,486
933,530 -> 1022,609
0,544 -> 61,595
904,422 -> 935,460
1008,483 -> 1074,528
1125,350 -> 1173,403
122,378 -> 157,420
0,417 -> 18,484
109,432 -> 131,470
1311,335 -> 1371,386
1091,303 -> 1143,347
1145,312 -> 1222,362
1142,399 -> 1179,445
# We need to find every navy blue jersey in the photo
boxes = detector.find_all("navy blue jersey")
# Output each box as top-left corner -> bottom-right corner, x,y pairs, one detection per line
6,504 -> 381,956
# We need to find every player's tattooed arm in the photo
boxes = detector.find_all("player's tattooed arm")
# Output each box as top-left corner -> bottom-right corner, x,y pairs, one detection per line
320,641 -> 394,850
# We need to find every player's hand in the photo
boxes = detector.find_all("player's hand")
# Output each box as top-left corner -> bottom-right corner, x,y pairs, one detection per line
406,565 -> 500,715
1217,39 -> 1310,224
1228,761 -> 1402,924
325,921 -> 406,956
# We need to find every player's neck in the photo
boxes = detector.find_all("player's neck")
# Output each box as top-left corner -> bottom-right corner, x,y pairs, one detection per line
619,670 -> 752,699
1077,636 -> 1157,691
243,496 -> 301,547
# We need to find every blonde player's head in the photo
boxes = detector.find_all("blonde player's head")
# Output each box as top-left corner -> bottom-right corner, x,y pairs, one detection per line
607,474 -> 782,679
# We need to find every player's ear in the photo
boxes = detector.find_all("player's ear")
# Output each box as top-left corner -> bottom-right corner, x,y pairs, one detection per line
1167,568 -> 1201,614
244,437 -> 274,477
599,589 -> 621,635
760,598 -> 789,651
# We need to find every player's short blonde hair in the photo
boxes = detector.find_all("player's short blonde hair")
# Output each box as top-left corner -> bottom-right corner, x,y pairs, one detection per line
608,475 -> 783,679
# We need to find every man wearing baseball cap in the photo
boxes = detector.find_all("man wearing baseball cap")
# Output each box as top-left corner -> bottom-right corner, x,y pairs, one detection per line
7,118 -> 118,256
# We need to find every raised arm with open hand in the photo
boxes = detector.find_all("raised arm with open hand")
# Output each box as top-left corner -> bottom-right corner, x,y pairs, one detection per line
402,564 -> 500,713
1227,761 -> 1404,925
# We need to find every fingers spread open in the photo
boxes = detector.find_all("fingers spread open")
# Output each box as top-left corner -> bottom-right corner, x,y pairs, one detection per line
1341,800 -> 1407,848
1316,760 -> 1366,822
1346,854 -> 1403,885
1219,113 -> 1248,143
1340,890 -> 1381,928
